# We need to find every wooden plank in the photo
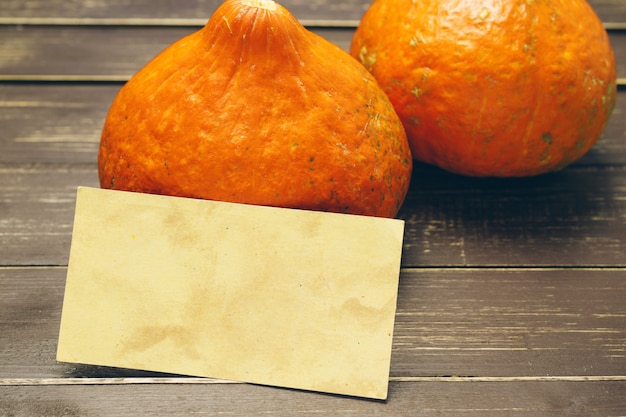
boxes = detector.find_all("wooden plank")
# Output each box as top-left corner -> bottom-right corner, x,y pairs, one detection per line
0,1 -> 624,413
398,164 -> 626,267
0,267 -> 67,378
1,83 -> 625,266
0,26 -> 356,79
2,162 -> 626,267
0,25 -> 624,81
393,268 -> 626,377
0,0 -> 624,23
0,85 -> 117,164
1,380 -> 625,416
1,267 -> 624,379
0,0 -> 371,22
0,83 -> 625,166
590,0 -> 626,23
0,165 -> 98,266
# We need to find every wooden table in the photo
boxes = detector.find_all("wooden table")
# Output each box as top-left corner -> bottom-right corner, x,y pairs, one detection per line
1,1 -> 625,415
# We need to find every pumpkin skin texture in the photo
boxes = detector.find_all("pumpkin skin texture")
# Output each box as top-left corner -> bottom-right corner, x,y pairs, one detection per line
98,0 -> 412,218
350,0 -> 617,177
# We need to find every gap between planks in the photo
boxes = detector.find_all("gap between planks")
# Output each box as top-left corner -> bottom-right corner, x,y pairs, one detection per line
1,265 -> 625,271
0,17 -> 625,30
2,376 -> 626,387
0,17 -> 360,28
0,75 -> 625,88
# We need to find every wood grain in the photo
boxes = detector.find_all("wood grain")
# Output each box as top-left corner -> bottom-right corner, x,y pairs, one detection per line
4,158 -> 626,270
2,163 -> 626,267
0,0 -> 624,23
0,25 -> 624,82
1,85 -> 624,166
0,0 -> 370,22
1,0 -> 625,414
0,25 -> 356,79
1,267 -> 625,380
1,380 -> 626,416
0,165 -> 97,266
399,164 -> 626,267
0,85 -> 118,164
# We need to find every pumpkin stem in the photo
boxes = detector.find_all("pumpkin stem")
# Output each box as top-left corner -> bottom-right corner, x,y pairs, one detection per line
240,0 -> 278,10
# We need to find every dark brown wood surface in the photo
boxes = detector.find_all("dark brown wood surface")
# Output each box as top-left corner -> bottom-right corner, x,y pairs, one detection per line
0,25 -> 625,81
2,267 -> 625,379
0,0 -> 624,23
1,0 -> 625,415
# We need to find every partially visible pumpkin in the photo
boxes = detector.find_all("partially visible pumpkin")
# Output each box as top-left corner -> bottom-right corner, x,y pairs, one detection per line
350,0 -> 617,177
98,0 -> 412,218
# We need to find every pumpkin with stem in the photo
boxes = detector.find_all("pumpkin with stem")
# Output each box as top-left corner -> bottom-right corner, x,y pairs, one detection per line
99,0 -> 412,217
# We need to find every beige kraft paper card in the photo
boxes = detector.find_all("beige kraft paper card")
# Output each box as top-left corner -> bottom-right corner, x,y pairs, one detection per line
57,187 -> 404,399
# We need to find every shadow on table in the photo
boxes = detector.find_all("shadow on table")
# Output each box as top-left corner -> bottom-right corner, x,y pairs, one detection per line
397,159 -> 624,267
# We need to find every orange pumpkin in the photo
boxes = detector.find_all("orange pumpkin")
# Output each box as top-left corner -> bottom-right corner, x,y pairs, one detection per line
350,0 -> 617,177
98,0 -> 412,218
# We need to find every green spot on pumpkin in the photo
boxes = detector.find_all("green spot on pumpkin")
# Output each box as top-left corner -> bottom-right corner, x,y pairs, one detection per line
409,31 -> 425,47
542,132 -> 553,145
411,86 -> 423,99
358,46 -> 377,72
